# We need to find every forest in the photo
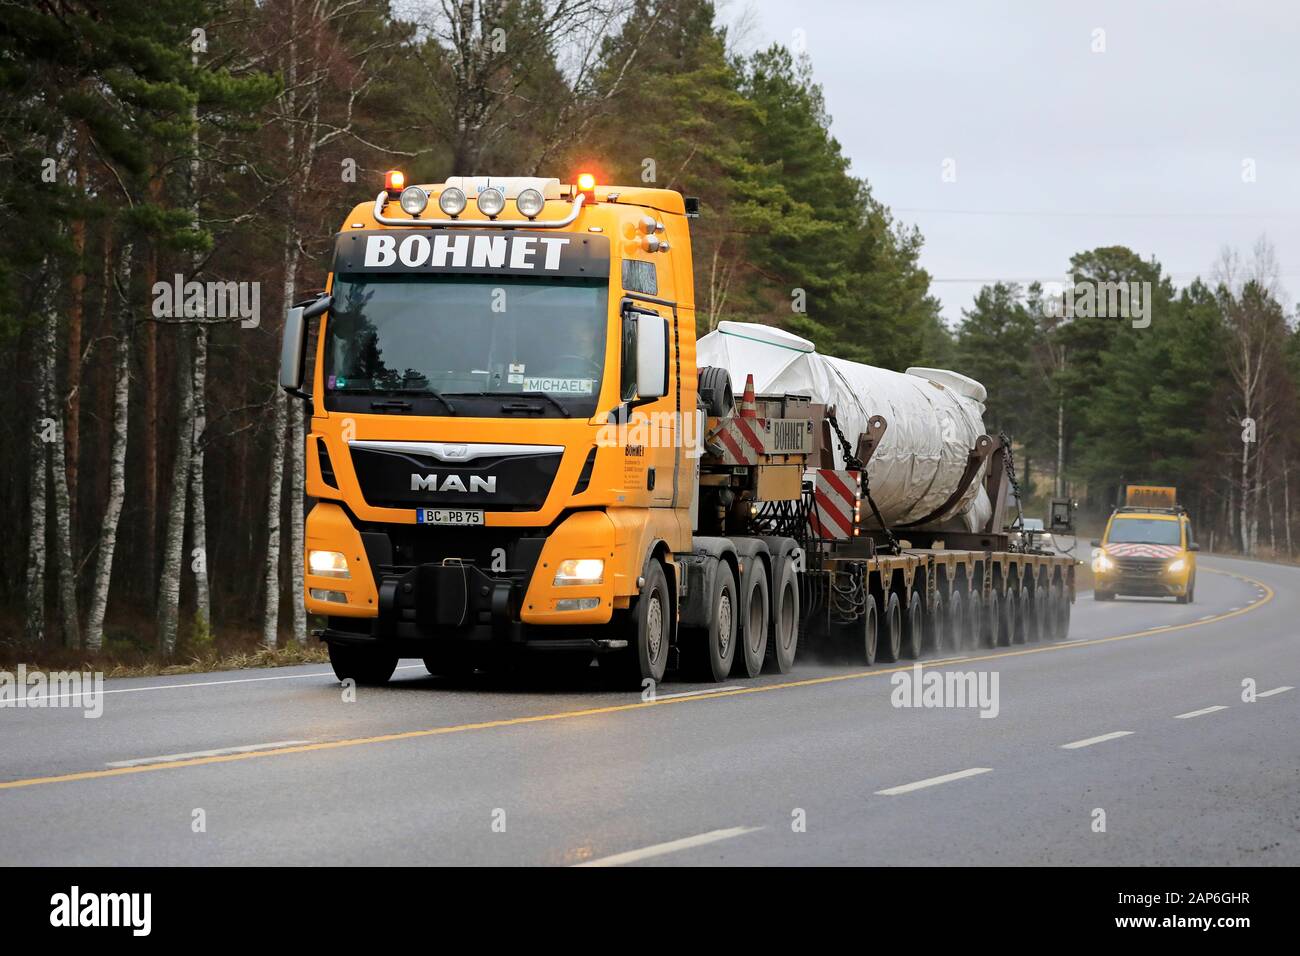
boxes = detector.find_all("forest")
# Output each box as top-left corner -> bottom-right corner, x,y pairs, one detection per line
2,0 -> 1296,661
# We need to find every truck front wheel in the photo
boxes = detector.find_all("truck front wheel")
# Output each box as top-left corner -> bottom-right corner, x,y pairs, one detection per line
608,559 -> 671,687
328,642 -> 398,686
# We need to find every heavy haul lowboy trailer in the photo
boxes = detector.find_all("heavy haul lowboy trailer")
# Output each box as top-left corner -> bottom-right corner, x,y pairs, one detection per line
682,384 -> 1075,679
278,170 -> 1075,686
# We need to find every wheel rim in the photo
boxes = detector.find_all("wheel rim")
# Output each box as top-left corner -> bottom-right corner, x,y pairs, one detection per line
646,589 -> 664,664
718,592 -> 732,656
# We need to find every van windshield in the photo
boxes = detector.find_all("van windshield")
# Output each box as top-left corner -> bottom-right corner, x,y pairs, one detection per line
1106,518 -> 1182,546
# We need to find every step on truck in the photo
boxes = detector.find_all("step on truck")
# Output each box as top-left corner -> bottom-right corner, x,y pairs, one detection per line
278,170 -> 1077,686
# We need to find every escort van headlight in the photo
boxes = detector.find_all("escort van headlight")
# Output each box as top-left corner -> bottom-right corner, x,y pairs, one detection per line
1093,552 -> 1114,573
476,187 -> 506,218
438,187 -> 467,217
308,550 -> 350,579
554,558 -> 604,586
516,188 -> 545,218
1167,557 -> 1186,573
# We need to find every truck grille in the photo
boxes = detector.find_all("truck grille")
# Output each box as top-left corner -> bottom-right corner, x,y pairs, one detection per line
350,444 -> 562,511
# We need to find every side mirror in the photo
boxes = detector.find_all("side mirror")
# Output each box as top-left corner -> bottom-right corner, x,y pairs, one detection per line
1189,542 -> 1200,552
1090,538 -> 1101,547
279,306 -> 306,393
635,313 -> 668,400
279,294 -> 331,398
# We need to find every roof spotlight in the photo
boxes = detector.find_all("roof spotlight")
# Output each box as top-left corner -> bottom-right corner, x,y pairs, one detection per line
516,188 -> 545,219
476,187 -> 506,218
399,185 -> 428,216
438,186 -> 467,217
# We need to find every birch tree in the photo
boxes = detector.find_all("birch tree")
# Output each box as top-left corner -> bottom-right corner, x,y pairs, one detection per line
24,274 -> 53,646
85,244 -> 134,652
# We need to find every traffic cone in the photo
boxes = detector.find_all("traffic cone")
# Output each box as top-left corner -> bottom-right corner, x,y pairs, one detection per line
740,373 -> 757,418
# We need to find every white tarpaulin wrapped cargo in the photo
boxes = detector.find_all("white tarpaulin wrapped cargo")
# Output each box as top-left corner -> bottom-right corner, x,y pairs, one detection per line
697,321 -> 994,531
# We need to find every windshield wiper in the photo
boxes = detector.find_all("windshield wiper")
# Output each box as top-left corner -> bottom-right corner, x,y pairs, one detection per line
348,387 -> 456,415
448,391 -> 571,418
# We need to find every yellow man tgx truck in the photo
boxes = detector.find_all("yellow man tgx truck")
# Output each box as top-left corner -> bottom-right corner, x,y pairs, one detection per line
1091,485 -> 1198,603
279,170 -> 1076,686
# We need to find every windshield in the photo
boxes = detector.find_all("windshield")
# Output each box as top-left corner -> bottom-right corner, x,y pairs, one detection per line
1106,518 -> 1182,546
323,274 -> 608,417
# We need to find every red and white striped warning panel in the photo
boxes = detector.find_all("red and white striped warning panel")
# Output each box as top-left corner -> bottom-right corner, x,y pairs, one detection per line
708,416 -> 812,465
807,468 -> 860,539
1103,543 -> 1181,559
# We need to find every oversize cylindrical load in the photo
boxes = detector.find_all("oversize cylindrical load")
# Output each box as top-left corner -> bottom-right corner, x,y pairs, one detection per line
697,321 -> 994,531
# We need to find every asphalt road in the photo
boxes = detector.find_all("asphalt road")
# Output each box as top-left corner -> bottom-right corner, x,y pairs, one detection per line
1,552 -> 1296,866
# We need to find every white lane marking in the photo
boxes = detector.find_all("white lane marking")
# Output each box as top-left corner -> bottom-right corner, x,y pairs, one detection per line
875,767 -> 993,796
1229,607 -> 1241,612
1197,615 -> 1215,621
1256,686 -> 1294,699
1175,705 -> 1228,719
27,664 -> 425,704
653,685 -> 740,701
575,826 -> 762,867
105,740 -> 313,768
1061,731 -> 1134,750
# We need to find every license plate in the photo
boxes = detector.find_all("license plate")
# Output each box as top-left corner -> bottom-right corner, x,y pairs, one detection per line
416,508 -> 484,526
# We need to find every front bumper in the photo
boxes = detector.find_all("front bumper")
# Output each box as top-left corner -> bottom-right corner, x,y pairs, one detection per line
305,503 -> 618,650
1095,572 -> 1189,596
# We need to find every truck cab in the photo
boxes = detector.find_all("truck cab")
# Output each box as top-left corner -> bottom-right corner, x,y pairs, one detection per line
1091,486 -> 1197,603
279,171 -> 696,684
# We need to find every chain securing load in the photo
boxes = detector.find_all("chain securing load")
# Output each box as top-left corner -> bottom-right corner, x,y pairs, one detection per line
828,412 -> 900,554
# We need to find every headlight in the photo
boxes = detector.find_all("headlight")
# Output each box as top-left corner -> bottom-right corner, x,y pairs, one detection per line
1167,558 -> 1186,573
438,186 -> 467,216
1093,552 -> 1114,572
399,185 -> 428,216
516,187 -> 545,218
308,550 -> 350,579
554,558 -> 604,586
476,186 -> 505,218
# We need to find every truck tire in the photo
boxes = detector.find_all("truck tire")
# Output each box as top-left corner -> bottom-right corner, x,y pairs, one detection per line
614,558 -> 672,687
766,556 -> 800,673
902,587 -> 925,659
965,589 -> 984,650
738,559 -> 770,678
982,589 -> 1000,649
878,591 -> 902,663
1054,582 -> 1071,639
328,642 -> 398,686
1012,585 -> 1030,644
945,588 -> 966,651
861,593 -> 879,665
997,586 -> 1016,647
697,366 -> 735,418
1030,581 -> 1048,643
683,561 -> 737,682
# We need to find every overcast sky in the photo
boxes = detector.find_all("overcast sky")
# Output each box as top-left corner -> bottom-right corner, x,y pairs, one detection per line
735,0 -> 1299,323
